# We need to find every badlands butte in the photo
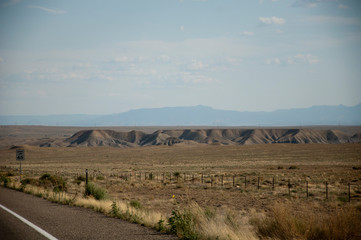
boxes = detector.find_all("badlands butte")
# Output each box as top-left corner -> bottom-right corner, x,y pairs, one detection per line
3,126 -> 361,148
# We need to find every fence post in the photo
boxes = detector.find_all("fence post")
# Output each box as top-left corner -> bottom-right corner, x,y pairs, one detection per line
233,175 -> 235,187
348,183 -> 351,202
201,173 -> 203,184
258,177 -> 260,190
245,176 -> 247,189
170,173 -> 172,183
162,173 -> 165,182
326,181 -> 328,200
86,169 -> 88,186
221,175 -> 224,187
211,175 -> 213,187
288,179 -> 291,197
306,181 -> 309,199
192,175 -> 194,184
272,177 -> 275,191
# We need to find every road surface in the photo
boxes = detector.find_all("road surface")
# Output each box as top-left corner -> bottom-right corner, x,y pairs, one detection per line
0,187 -> 177,240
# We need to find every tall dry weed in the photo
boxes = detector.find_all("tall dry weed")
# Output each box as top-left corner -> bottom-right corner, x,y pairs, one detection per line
173,202 -> 257,240
251,201 -> 361,240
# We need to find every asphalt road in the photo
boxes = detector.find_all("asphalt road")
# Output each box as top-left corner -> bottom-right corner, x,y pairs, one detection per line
0,187 -> 177,240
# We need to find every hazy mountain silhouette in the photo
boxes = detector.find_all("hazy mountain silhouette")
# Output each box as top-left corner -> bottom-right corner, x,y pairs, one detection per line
0,103 -> 360,126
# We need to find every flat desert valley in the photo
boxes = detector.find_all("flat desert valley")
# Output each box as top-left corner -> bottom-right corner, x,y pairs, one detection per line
1,125 -> 361,239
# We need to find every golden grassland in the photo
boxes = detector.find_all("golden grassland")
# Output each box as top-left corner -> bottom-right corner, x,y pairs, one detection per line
1,143 -> 361,239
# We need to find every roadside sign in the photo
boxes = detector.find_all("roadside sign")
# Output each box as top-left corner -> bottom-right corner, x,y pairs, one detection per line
16,149 -> 25,161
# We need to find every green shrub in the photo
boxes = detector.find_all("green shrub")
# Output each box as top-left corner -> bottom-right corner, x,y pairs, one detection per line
168,209 -> 198,240
39,173 -> 67,191
85,182 -> 107,200
130,200 -> 143,209
96,175 -> 104,180
0,175 -> 11,187
157,219 -> 165,232
110,201 -> 120,217
77,175 -> 86,181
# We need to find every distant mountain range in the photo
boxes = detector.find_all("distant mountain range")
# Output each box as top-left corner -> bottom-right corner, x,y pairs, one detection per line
1,103 -> 360,126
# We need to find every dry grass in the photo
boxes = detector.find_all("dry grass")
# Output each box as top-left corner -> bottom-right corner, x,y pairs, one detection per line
251,201 -> 361,240
1,142 -> 361,239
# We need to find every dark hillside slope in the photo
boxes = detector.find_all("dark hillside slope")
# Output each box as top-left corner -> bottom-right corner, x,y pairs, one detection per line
53,128 -> 361,147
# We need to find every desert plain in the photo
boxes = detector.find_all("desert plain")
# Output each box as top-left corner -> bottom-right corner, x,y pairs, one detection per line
1,125 -> 361,239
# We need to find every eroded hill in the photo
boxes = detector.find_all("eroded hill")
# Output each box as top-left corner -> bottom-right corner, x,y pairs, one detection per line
38,128 -> 361,148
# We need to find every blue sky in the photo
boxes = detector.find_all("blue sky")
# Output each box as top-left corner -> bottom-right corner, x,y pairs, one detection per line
0,0 -> 360,115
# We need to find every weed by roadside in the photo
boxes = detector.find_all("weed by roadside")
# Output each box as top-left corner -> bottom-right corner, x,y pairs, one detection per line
85,182 -> 107,200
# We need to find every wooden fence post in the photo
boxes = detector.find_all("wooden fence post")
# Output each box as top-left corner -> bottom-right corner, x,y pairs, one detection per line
288,179 -> 291,197
272,177 -> 275,191
306,181 -> 309,199
233,175 -> 235,187
245,176 -> 247,189
221,175 -> 224,187
326,181 -> 328,200
348,183 -> 351,202
201,173 -> 203,184
211,175 -> 213,187
257,177 -> 260,190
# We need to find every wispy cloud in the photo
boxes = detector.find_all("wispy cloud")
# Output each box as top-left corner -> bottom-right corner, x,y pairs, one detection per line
338,4 -> 349,9
288,54 -> 320,64
305,16 -> 361,25
180,25 -> 185,31
264,57 -> 281,65
189,59 -> 208,70
28,5 -> 66,14
242,31 -> 254,36
265,54 -> 320,65
0,0 -> 20,8
259,16 -> 285,25
292,0 -> 318,8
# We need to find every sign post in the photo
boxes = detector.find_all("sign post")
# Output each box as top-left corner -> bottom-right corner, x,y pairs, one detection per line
16,149 -> 25,181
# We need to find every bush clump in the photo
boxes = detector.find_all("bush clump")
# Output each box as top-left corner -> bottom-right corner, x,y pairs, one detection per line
251,202 -> 361,240
168,209 -> 198,240
85,182 -> 107,200
0,174 -> 11,187
39,173 -> 67,191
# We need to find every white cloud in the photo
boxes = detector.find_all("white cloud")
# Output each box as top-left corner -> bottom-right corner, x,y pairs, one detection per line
181,72 -> 219,84
242,31 -> 254,36
180,25 -> 185,31
28,6 -> 66,14
265,54 -> 320,65
114,56 -> 129,62
264,58 -> 281,65
292,54 -> 320,64
259,16 -> 285,25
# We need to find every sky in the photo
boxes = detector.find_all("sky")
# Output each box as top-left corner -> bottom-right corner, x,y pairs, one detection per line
0,0 -> 360,115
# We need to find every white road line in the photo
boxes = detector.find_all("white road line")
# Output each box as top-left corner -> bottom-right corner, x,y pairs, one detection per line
0,203 -> 58,240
